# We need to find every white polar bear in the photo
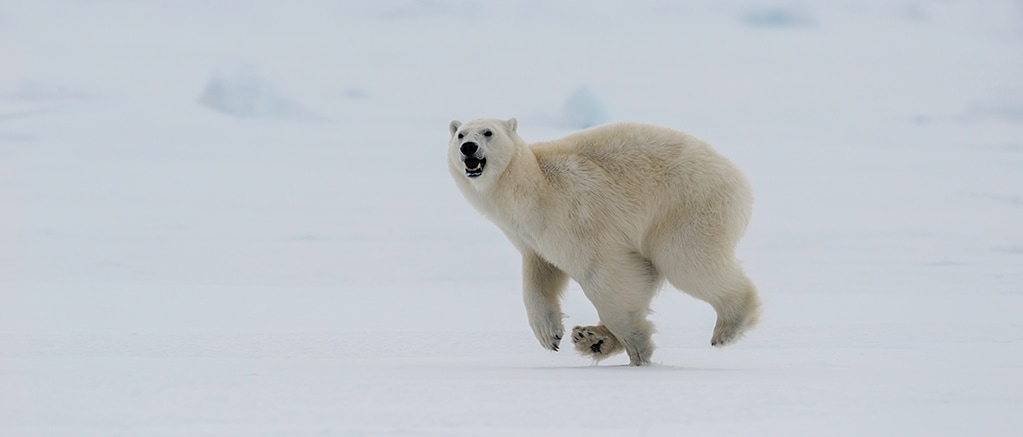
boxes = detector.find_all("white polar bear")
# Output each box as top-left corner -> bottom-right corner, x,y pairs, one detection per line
448,118 -> 761,366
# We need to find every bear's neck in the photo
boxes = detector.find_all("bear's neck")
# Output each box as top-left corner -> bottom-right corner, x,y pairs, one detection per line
481,145 -> 549,230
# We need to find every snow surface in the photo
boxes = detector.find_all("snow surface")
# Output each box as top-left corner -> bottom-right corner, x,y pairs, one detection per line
2,0 -> 1022,435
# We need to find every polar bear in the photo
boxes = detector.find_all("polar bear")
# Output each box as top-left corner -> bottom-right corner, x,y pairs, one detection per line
448,118 -> 760,366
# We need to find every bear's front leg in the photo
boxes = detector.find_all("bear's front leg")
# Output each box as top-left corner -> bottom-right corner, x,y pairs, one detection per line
575,254 -> 661,365
522,252 -> 570,351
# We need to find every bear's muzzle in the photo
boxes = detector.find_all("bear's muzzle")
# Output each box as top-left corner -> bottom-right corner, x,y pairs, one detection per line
463,156 -> 486,178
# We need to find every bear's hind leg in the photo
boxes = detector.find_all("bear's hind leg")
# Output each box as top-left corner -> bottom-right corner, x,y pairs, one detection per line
662,253 -> 760,347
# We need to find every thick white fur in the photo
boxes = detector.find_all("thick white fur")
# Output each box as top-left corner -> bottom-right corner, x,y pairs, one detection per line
448,118 -> 761,365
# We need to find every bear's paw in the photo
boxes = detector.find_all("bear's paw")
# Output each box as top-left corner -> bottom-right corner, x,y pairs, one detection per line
571,325 -> 625,361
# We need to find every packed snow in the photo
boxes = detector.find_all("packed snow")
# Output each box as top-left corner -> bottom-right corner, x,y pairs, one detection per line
1,0 -> 1021,435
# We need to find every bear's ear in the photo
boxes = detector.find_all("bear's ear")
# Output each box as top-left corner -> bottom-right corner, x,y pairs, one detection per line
449,120 -> 462,137
505,117 -> 518,133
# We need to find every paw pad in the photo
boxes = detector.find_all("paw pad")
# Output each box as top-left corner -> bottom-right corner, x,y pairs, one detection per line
570,325 -> 624,360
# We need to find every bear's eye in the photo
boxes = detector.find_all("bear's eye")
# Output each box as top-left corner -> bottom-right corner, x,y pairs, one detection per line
457,132 -> 464,139
483,130 -> 493,137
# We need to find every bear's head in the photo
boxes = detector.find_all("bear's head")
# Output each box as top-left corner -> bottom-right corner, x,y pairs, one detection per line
448,117 -> 519,183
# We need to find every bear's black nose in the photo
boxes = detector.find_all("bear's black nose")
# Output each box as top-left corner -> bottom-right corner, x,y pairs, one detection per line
460,142 -> 479,156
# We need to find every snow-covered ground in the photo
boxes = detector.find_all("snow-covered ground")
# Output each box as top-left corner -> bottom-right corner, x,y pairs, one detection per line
2,0 -> 1022,435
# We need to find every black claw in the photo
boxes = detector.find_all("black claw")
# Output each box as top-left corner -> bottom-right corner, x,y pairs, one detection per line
552,344 -> 559,351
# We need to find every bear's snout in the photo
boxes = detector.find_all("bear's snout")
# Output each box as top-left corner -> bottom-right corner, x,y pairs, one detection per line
459,141 -> 486,178
460,142 -> 479,157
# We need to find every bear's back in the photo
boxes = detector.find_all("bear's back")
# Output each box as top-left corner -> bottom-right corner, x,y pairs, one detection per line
531,123 -> 724,185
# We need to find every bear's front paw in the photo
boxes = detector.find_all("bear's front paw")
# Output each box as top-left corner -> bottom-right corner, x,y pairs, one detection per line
571,325 -> 624,361
529,316 -> 564,352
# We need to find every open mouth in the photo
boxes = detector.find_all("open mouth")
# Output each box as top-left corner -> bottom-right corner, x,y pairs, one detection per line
463,157 -> 486,178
